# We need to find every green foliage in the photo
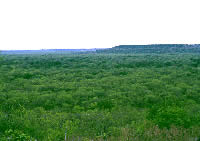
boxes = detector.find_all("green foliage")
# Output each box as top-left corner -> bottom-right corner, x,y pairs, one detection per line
0,53 -> 200,140
148,105 -> 192,128
2,129 -> 33,141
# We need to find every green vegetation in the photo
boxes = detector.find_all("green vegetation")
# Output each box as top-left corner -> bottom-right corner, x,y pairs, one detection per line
1,49 -> 200,140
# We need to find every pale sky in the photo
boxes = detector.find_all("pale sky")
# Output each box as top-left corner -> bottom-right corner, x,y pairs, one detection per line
0,0 -> 200,50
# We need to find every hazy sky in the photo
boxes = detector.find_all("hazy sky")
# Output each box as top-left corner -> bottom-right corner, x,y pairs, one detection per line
1,0 -> 200,50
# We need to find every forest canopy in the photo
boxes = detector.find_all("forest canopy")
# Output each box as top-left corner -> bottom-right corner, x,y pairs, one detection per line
1,45 -> 200,140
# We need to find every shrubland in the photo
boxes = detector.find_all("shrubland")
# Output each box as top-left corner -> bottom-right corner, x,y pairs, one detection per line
0,53 -> 200,140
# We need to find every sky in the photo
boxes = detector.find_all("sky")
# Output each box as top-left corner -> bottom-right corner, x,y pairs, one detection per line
0,0 -> 200,50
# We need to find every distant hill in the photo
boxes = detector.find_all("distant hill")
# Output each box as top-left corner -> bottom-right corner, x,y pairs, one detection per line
2,44 -> 200,54
96,44 -> 200,54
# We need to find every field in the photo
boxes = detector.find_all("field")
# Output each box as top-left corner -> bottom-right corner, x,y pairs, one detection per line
1,47 -> 200,140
